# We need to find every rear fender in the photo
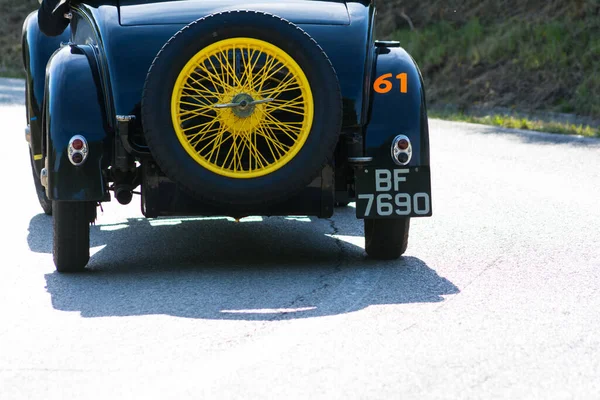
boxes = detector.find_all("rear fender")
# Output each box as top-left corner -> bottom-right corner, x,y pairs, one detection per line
364,45 -> 430,168
45,44 -> 112,201
22,11 -> 71,169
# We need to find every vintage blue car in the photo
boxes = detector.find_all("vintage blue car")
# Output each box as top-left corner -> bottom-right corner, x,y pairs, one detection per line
22,0 -> 432,272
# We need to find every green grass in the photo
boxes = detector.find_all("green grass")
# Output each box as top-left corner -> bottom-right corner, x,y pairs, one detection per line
430,110 -> 599,138
391,17 -> 600,118
0,0 -> 38,78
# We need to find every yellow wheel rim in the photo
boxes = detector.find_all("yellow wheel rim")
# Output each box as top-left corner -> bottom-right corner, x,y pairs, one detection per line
171,38 -> 314,179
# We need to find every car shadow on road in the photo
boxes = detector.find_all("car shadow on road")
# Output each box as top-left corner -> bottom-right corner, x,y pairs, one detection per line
28,210 -> 459,320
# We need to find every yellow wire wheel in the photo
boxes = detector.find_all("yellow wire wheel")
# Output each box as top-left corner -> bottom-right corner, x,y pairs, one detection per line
171,38 -> 314,179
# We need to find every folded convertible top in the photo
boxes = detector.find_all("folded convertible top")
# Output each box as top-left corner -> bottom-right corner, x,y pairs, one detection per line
119,0 -> 350,26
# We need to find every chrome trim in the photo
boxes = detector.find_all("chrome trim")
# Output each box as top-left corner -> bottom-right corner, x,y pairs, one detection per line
68,135 -> 89,166
214,97 -> 275,109
375,40 -> 401,48
348,157 -> 373,163
116,115 -> 136,122
25,125 -> 31,145
52,0 -> 68,13
391,135 -> 412,166
40,168 -> 48,188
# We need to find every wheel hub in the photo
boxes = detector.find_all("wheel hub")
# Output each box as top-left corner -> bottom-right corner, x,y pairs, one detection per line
218,91 -> 263,134
231,93 -> 256,118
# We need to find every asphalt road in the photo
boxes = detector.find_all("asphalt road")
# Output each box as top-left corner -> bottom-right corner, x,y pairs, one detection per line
1,77 -> 599,399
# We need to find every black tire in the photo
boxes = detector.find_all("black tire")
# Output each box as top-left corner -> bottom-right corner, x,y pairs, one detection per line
29,150 -> 52,215
52,201 -> 95,273
26,81 -> 52,216
142,11 -> 342,209
364,218 -> 410,260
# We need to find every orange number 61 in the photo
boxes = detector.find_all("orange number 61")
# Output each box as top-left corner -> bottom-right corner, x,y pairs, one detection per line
374,73 -> 408,94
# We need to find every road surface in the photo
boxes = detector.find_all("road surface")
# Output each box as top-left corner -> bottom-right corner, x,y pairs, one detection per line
1,78 -> 599,399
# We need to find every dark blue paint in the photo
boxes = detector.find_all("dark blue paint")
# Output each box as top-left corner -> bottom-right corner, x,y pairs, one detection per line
21,11 -> 71,169
364,46 -> 430,168
45,45 -> 111,201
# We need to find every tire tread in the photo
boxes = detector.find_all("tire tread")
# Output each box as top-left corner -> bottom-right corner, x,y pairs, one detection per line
364,218 -> 410,260
52,201 -> 94,273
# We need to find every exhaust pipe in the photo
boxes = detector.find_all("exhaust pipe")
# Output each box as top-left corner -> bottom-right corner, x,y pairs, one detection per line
115,185 -> 133,205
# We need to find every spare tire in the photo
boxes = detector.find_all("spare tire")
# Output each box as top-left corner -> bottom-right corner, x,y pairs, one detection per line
142,11 -> 342,208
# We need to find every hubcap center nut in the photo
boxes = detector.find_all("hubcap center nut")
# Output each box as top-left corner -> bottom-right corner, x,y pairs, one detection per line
232,93 -> 255,118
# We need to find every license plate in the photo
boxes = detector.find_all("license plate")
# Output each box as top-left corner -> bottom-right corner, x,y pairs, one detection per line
355,167 -> 432,218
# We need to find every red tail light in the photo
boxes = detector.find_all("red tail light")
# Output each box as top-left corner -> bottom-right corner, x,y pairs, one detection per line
68,135 -> 89,166
391,135 -> 412,166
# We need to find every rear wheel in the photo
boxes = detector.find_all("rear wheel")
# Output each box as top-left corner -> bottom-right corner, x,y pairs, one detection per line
52,201 -> 96,273
364,218 -> 410,260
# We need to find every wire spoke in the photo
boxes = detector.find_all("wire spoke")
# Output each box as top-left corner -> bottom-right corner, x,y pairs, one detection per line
252,55 -> 276,88
212,50 -> 231,88
178,100 -> 215,110
244,46 -> 262,91
207,53 -> 232,90
254,126 -> 278,161
203,127 -> 226,163
189,68 -> 226,95
192,127 -> 223,151
258,124 -> 291,156
179,107 -> 217,118
218,51 -> 239,88
261,78 -> 301,97
262,115 -> 302,142
187,124 -> 222,145
182,84 -> 220,99
221,134 -> 237,170
196,59 -> 229,93
266,107 -> 306,117
229,136 -> 239,172
181,119 -> 220,133
181,92 -> 218,102
268,95 -> 304,105
264,100 -> 305,114
180,112 -> 215,124
258,64 -> 289,92
257,59 -> 287,92
263,113 -> 304,130
217,49 -> 243,89
248,133 -> 268,169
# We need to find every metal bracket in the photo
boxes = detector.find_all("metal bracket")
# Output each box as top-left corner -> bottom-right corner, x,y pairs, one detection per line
116,115 -> 151,157
348,157 -> 373,164
40,168 -> 48,188
116,115 -> 136,123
